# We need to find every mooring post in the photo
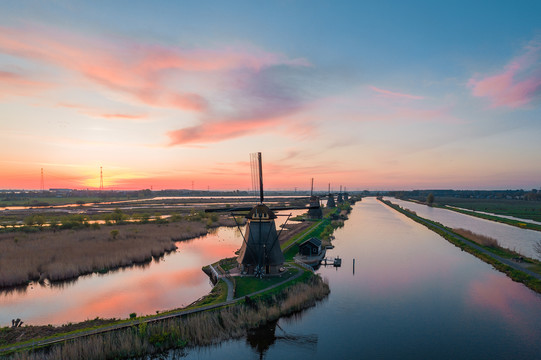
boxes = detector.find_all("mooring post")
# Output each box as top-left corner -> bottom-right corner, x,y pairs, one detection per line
353,258 -> 355,275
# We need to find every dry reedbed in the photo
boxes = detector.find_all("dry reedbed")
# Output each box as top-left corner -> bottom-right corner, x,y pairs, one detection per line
0,219 -> 230,288
8,276 -> 329,360
452,228 -> 500,248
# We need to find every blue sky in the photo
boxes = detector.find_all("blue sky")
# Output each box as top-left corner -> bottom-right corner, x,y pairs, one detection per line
0,1 -> 540,190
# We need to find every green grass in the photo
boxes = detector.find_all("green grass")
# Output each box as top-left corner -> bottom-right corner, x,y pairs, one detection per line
435,197 -> 541,222
251,267 -> 313,301
235,268 -> 297,297
184,280 -> 228,309
441,206 -> 541,232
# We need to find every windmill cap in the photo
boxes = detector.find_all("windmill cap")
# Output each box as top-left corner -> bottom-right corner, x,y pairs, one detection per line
247,204 -> 277,220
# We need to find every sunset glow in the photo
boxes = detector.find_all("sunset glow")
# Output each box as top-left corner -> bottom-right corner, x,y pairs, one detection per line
1,1 -> 540,190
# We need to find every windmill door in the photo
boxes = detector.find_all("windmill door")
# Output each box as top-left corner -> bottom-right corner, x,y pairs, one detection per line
266,264 -> 270,274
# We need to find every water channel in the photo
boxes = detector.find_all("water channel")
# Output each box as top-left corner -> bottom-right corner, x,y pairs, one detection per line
0,211 -> 301,326
387,198 -> 541,260
172,197 -> 541,359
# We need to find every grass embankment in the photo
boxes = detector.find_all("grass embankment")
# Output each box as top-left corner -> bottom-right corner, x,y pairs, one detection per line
282,205 -> 350,261
0,215 -> 237,288
442,205 -> 541,232
0,197 -> 118,207
435,197 -> 541,222
380,198 -> 541,293
3,274 -> 329,360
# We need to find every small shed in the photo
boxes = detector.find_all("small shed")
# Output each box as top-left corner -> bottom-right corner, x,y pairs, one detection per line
298,237 -> 322,256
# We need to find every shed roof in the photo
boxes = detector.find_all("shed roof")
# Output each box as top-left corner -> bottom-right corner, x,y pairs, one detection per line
299,237 -> 322,248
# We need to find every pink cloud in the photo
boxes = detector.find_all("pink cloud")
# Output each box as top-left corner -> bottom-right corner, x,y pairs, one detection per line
167,114 -> 290,145
0,24 -> 310,113
468,37 -> 541,108
370,86 -> 425,100
0,70 -> 51,99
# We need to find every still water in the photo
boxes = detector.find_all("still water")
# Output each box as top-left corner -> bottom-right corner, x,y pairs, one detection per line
388,198 -> 541,260
175,198 -> 541,359
0,211 -> 301,326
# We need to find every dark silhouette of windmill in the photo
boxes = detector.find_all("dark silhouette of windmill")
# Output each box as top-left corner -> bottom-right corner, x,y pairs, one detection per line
206,152 -> 320,278
337,185 -> 344,204
326,183 -> 336,208
307,178 -> 323,219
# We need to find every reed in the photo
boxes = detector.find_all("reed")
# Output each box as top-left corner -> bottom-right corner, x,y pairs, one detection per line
452,228 -> 500,248
6,275 -> 330,360
0,219 -> 223,288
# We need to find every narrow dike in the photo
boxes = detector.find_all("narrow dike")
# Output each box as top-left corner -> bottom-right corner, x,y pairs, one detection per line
0,206 -> 354,359
379,198 -> 541,294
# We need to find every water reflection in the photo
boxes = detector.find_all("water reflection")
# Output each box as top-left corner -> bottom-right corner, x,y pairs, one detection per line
0,210 -> 302,327
0,227 -> 242,326
388,197 -> 541,259
246,320 -> 318,360
175,198 -> 541,360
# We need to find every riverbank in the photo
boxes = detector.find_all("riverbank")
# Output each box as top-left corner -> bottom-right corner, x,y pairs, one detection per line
0,215 -> 240,288
380,198 -> 541,294
399,197 -> 541,232
1,269 -> 329,359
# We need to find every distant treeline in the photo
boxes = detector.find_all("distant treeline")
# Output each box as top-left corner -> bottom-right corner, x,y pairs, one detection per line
388,189 -> 541,201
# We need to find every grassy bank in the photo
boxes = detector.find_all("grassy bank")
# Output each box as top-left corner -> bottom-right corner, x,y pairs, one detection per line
433,197 -> 541,222
441,205 -> 541,232
282,204 -> 351,261
380,198 -> 541,294
0,215 -> 237,288
4,274 -> 329,360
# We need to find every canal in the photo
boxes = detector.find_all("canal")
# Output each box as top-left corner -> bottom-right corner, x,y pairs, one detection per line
173,197 -> 541,359
387,197 -> 541,260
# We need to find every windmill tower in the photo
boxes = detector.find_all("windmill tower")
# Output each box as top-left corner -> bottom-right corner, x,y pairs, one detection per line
327,183 -> 336,208
237,153 -> 285,277
308,178 -> 323,219
337,185 -> 344,204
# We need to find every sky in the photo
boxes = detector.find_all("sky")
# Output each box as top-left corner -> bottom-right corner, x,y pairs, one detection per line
0,0 -> 540,191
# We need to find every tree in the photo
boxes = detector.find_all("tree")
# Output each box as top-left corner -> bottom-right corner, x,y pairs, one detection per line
110,229 -> 119,240
427,193 -> 435,205
534,240 -> 541,257
111,208 -> 123,224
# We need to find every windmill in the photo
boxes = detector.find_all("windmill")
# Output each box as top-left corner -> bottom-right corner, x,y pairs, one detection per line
307,178 -> 323,219
326,183 -> 336,208
206,152 -> 320,278
337,185 -> 344,204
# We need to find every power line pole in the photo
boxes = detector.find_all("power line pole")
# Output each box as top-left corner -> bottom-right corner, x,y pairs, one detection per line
40,168 -> 44,192
99,166 -> 104,191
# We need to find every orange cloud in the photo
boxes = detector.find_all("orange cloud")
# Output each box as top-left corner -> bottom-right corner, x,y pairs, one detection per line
57,103 -> 148,121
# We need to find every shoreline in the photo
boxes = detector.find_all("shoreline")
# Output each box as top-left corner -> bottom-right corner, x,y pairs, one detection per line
0,204 -> 354,358
0,215 -> 242,289
380,198 -> 541,294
